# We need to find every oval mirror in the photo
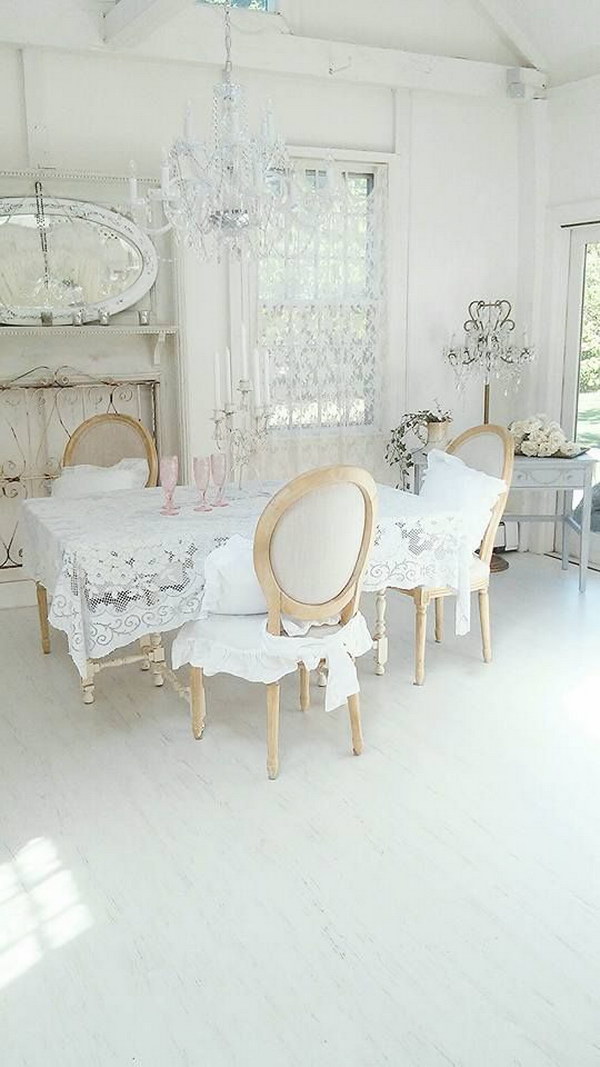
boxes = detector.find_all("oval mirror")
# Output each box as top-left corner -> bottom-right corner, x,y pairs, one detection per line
0,194 -> 158,325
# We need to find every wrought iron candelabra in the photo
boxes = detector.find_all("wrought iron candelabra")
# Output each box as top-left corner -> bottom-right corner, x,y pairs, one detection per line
444,299 -> 534,423
213,379 -> 271,489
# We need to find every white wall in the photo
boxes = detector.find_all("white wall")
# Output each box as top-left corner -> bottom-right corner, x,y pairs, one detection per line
0,40 -> 524,461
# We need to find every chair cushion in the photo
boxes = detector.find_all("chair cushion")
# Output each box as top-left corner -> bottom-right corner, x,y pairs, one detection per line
420,449 -> 506,552
171,611 -> 374,712
52,458 -> 149,499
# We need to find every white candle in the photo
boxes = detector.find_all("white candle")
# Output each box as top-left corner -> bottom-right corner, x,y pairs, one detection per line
263,349 -> 271,406
160,148 -> 169,198
241,324 -> 249,380
252,347 -> 262,407
184,100 -> 193,141
128,159 -> 138,205
213,351 -> 222,411
224,346 -> 233,405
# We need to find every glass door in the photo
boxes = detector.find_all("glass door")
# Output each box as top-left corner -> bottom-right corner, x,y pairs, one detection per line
562,224 -> 600,564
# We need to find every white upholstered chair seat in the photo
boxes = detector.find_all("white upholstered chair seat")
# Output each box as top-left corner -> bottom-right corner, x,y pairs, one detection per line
172,612 -> 373,713
422,552 -> 490,594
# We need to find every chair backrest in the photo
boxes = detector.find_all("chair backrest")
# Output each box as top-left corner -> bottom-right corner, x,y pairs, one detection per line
253,466 -> 378,636
447,424 -> 514,564
62,413 -> 158,487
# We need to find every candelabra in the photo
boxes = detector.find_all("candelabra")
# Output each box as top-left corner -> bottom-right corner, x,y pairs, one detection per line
213,379 -> 271,489
444,300 -> 534,423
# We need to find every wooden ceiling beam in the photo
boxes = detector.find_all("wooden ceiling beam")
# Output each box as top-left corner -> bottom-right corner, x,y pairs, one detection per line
103,0 -> 192,48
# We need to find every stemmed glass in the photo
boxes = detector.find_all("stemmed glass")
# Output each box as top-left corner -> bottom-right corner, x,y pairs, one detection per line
210,452 -> 229,507
193,456 -> 212,512
160,455 -> 179,516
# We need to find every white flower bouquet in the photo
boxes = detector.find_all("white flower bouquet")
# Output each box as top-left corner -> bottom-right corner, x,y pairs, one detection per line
509,414 -> 583,458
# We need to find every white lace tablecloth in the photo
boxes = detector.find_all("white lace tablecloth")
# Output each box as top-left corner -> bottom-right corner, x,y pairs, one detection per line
20,482 -> 470,676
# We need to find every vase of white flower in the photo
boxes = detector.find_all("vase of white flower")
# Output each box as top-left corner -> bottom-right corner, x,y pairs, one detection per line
509,415 -> 583,458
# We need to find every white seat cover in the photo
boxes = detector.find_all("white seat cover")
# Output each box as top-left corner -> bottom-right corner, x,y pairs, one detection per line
171,611 -> 373,712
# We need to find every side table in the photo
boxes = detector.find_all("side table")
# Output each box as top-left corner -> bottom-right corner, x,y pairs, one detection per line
413,451 -> 595,592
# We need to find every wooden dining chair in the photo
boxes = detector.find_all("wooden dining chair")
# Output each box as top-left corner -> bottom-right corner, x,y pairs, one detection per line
36,414 -> 159,657
62,413 -> 159,487
386,424 -> 514,685
173,465 -> 377,779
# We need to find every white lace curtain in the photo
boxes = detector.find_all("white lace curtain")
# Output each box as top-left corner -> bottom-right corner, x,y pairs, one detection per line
255,161 -> 388,479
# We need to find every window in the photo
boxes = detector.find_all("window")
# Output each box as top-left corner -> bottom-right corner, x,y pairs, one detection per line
257,162 -> 386,433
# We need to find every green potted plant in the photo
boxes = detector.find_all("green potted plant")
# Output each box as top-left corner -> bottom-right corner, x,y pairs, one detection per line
385,404 -> 452,486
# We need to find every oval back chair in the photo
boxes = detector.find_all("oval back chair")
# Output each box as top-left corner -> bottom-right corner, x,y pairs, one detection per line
175,465 -> 377,778
62,413 -> 158,487
254,465 -> 378,636
379,424 -> 514,685
447,424 -> 514,567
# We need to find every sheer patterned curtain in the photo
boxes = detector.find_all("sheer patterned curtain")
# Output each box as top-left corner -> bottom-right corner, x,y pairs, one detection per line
256,161 -> 387,479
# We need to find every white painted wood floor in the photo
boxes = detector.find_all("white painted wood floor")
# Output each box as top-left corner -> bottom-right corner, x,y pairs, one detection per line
1,555 -> 600,1067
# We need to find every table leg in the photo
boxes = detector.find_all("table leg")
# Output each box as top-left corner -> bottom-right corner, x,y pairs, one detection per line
139,635 -> 152,671
149,633 -> 165,686
374,589 -> 388,677
580,480 -> 592,593
82,661 -> 96,704
561,490 -> 571,570
35,582 -> 51,655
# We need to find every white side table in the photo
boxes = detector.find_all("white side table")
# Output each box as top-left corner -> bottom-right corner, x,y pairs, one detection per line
413,452 -> 596,592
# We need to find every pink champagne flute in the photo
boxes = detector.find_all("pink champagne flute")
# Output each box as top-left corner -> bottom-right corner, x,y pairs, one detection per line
193,456 -> 212,512
160,455 -> 179,516
210,452 -> 229,507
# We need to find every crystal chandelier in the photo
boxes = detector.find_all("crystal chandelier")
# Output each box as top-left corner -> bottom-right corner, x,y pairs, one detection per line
158,0 -> 292,260
444,299 -> 535,422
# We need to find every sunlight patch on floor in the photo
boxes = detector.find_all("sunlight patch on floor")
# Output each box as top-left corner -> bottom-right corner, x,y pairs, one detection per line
0,838 -> 92,990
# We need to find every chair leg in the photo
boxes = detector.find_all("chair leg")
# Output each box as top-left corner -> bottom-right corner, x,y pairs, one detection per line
36,582 -> 51,655
478,588 -> 492,663
299,663 -> 310,711
434,597 -> 444,643
317,658 -> 327,688
414,591 -> 428,686
190,667 -> 206,739
373,588 -> 388,676
347,693 -> 363,756
266,683 -> 280,780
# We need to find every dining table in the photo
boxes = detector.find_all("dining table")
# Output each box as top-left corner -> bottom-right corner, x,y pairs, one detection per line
20,481 -> 471,700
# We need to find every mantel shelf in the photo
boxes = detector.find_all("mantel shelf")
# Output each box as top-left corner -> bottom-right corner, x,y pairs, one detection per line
0,324 -> 178,338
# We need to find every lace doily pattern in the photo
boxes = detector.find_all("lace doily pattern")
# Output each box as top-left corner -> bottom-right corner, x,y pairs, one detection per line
21,483 -> 470,676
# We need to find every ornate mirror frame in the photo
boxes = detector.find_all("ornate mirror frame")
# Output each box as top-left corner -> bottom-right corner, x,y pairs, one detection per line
0,194 -> 159,325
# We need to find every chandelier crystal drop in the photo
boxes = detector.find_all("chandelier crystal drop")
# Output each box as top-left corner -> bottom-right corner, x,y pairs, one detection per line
161,0 -> 292,260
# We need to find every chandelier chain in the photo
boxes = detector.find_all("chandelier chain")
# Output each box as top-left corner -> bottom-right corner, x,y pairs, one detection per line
223,0 -> 233,81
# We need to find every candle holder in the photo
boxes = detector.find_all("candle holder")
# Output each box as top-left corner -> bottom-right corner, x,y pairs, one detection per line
212,381 -> 271,489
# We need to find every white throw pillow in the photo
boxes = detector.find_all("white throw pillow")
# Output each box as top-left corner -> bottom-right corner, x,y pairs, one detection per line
420,449 -> 506,551
51,457 -> 149,499
201,536 -> 342,637
202,535 -> 267,615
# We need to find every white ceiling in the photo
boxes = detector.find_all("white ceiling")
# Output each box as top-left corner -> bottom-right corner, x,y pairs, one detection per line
1,0 -> 598,86
488,0 -> 600,84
